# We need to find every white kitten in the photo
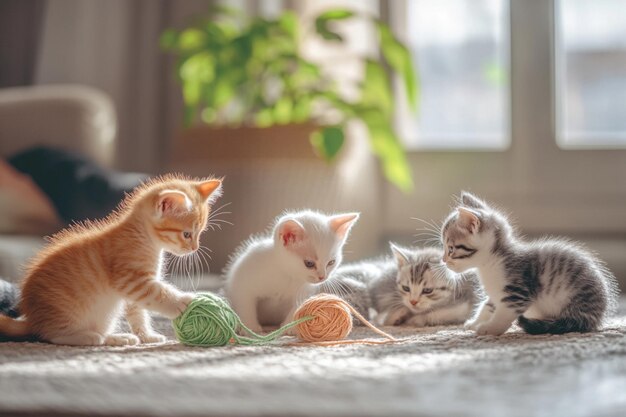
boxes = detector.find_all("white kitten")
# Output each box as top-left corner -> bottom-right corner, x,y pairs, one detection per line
224,210 -> 359,334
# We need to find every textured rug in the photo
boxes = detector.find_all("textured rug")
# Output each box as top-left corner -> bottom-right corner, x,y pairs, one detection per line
1,299 -> 626,417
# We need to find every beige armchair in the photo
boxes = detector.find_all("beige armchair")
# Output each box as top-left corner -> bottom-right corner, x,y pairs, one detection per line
0,85 -> 117,166
0,84 -> 117,281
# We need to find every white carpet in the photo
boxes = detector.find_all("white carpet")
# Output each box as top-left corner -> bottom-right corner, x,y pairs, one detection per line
1,300 -> 626,417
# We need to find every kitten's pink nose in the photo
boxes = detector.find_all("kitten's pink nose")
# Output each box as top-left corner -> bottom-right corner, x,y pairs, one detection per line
410,300 -> 418,306
318,276 -> 325,281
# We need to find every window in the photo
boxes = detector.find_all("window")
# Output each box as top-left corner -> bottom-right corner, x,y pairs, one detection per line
398,0 -> 509,150
385,0 -> 626,241
556,0 -> 626,148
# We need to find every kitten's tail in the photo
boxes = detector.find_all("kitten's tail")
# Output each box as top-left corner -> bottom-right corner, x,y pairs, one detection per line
517,315 -> 595,334
0,315 -> 30,338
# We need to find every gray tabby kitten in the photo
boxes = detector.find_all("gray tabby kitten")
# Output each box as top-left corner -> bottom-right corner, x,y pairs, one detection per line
441,191 -> 619,336
0,278 -> 19,318
327,244 -> 480,327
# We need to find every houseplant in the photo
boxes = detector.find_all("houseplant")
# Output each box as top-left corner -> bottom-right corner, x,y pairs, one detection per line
161,6 -> 419,191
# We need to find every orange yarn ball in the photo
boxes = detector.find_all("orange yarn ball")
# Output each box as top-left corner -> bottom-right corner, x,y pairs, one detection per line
293,294 -> 354,342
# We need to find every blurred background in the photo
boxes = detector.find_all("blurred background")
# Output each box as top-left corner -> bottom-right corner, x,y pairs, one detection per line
0,0 -> 625,289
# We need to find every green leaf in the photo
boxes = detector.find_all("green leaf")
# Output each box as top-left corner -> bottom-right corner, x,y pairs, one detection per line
314,91 -> 356,117
361,60 -> 393,116
214,20 -> 239,39
292,97 -> 312,123
315,9 -> 354,42
279,11 -> 298,37
201,108 -> 217,124
360,110 -> 413,191
315,24 -> 342,41
310,126 -> 345,161
182,79 -> 202,106
377,23 -> 419,111
316,9 -> 355,20
273,97 -> 293,124
211,4 -> 243,18
180,52 -> 214,83
289,59 -> 321,88
178,28 -> 206,50
370,127 -> 413,192
213,78 -> 235,108
255,108 -> 274,127
160,29 -> 178,50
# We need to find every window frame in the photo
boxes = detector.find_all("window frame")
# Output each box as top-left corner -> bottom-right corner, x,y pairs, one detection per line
381,0 -> 626,239
389,0 -> 513,151
554,0 -> 626,150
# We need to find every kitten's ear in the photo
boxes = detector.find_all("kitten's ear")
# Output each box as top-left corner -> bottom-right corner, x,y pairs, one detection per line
196,179 -> 222,203
277,219 -> 306,247
389,242 -> 409,267
329,213 -> 360,239
157,190 -> 191,217
457,207 -> 481,233
460,191 -> 487,210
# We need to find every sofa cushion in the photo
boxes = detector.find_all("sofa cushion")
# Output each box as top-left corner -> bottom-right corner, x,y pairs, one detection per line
0,160 -> 61,236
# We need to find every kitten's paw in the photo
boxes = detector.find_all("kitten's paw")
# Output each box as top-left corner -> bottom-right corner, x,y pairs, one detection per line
406,316 -> 426,327
104,333 -> 140,346
383,310 -> 410,326
464,320 -> 478,331
475,322 -> 507,336
139,332 -> 167,344
164,293 -> 196,319
177,293 -> 196,312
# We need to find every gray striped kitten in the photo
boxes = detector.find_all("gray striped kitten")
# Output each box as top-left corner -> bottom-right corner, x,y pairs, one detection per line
442,191 -> 619,336
327,244 -> 480,327
0,278 -> 20,318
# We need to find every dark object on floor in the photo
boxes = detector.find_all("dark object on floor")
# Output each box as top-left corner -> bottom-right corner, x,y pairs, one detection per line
0,278 -> 19,318
8,146 -> 147,224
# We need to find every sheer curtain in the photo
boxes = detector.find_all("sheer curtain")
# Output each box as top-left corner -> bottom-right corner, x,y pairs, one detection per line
35,0 -> 216,172
0,0 -> 45,88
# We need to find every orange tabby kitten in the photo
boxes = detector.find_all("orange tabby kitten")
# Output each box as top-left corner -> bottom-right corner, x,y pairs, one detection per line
0,174 -> 222,346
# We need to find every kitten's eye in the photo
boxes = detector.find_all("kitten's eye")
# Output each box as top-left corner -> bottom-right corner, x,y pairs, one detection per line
401,285 -> 410,292
448,245 -> 454,255
183,231 -> 192,239
304,260 -> 316,269
327,259 -> 336,267
422,288 -> 433,294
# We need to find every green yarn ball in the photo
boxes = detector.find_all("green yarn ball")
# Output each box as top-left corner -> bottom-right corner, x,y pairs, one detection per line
172,292 -> 239,347
172,292 -> 313,347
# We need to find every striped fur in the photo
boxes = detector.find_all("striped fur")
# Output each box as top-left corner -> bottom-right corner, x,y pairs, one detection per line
331,245 -> 481,327
0,279 -> 19,318
442,191 -> 619,335
0,174 -> 222,345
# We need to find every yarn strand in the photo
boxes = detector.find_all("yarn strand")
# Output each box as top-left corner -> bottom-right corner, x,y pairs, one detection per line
231,315 -> 314,346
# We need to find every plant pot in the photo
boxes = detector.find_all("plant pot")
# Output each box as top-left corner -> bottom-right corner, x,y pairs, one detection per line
172,123 -> 320,161
168,123 -> 382,273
